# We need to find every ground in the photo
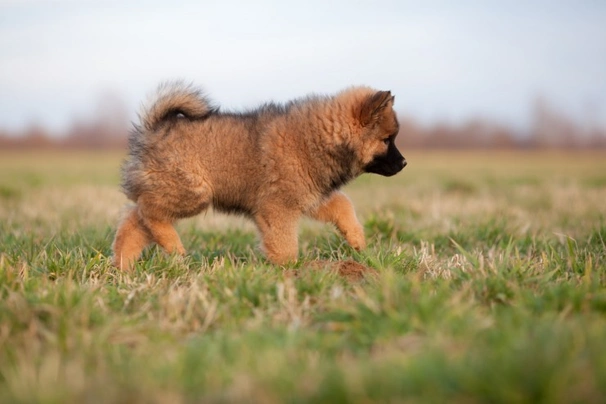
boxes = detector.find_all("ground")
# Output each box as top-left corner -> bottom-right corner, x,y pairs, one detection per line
0,150 -> 605,403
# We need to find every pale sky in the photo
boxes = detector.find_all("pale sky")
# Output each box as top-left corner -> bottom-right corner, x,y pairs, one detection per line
1,0 -> 605,133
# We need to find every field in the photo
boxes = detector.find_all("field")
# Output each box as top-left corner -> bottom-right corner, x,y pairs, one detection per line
1,150 -> 605,403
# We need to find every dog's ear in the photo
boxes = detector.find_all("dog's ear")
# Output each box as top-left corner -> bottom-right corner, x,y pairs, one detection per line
358,90 -> 394,126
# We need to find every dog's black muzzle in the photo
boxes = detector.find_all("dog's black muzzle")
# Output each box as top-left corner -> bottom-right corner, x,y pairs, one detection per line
364,142 -> 407,177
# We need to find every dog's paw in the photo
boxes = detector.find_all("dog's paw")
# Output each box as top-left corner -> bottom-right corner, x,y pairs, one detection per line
346,227 -> 366,251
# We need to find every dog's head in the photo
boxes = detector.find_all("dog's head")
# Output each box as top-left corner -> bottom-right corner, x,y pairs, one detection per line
349,89 -> 407,177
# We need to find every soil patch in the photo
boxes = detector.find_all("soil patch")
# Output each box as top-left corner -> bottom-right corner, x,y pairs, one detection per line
286,259 -> 378,281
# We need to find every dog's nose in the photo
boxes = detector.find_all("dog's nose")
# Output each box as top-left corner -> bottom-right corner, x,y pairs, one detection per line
401,158 -> 407,168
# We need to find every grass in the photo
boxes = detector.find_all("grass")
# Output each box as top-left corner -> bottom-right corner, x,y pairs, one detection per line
0,149 -> 605,403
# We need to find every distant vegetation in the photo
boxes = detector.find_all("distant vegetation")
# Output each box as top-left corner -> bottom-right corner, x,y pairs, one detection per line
1,97 -> 604,150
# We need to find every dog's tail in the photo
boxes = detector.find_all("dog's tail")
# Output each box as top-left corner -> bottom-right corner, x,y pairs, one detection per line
138,81 -> 216,132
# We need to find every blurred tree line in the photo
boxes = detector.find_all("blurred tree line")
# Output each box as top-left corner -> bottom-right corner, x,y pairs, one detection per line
1,96 -> 604,150
400,97 -> 606,149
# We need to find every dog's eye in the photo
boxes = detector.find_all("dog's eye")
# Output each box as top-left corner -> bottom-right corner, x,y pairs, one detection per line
382,138 -> 390,145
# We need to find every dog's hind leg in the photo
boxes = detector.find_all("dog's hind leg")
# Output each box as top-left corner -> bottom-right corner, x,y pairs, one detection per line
308,191 -> 366,251
141,218 -> 185,257
112,206 -> 152,270
136,198 -> 186,257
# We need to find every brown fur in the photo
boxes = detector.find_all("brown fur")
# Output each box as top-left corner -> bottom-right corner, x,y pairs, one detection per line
112,81 -> 405,269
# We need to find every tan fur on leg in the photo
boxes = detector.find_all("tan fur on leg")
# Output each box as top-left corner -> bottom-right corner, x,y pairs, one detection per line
112,206 -> 152,270
139,216 -> 186,256
309,191 -> 366,251
254,207 -> 300,265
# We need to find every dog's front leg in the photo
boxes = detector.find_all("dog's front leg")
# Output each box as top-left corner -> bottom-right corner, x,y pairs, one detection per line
308,191 -> 366,251
254,206 -> 300,265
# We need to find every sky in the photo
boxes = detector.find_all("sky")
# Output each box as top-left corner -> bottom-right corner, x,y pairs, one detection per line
1,0 -> 605,134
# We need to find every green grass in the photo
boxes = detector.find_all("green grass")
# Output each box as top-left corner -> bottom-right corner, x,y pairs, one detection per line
0,150 -> 605,403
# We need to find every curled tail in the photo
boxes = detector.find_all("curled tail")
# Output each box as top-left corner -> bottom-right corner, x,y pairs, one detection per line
122,81 -> 216,202
138,81 -> 216,132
